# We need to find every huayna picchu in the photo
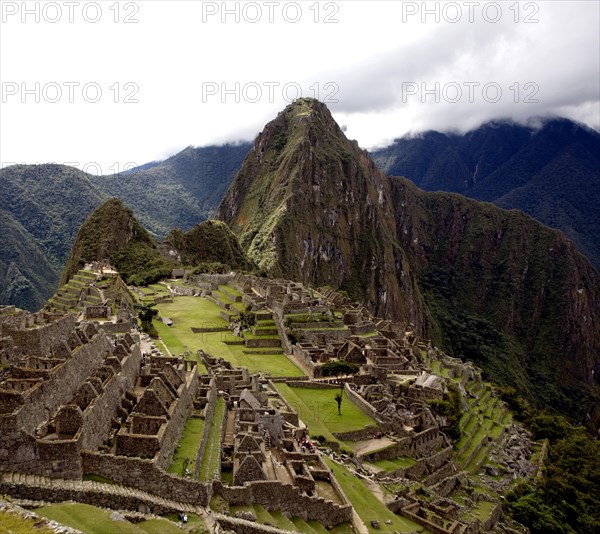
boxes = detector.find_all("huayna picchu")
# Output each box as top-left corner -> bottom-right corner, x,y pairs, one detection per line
0,99 -> 598,533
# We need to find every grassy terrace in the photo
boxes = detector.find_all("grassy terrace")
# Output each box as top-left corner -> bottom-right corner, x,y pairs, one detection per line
371,456 -> 416,472
324,458 -> 424,533
199,396 -> 225,481
168,416 -> 205,477
274,384 -> 375,449
154,296 -> 303,377
36,503 -> 185,533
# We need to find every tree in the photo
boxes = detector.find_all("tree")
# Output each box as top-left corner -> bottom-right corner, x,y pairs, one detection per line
335,392 -> 343,415
321,360 -> 360,378
136,303 -> 158,336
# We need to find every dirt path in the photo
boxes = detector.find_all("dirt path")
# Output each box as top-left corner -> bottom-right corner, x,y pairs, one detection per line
351,437 -> 395,456
223,411 -> 235,446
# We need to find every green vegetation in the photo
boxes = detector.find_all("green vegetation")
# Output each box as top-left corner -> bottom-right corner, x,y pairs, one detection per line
35,503 -> 184,534
497,390 -> 600,533
371,456 -> 416,471
275,384 -> 375,448
165,220 -> 252,271
198,396 -> 225,481
324,457 -> 422,533
427,383 -> 462,440
0,509 -> 57,534
0,164 -> 108,311
321,360 -> 360,378
169,416 -> 205,476
61,198 -> 174,287
137,303 -> 158,337
153,296 -> 302,377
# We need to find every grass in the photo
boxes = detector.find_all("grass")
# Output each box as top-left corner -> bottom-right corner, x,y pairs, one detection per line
83,473 -> 118,484
275,384 -> 375,448
168,416 -> 205,476
154,296 -> 303,377
324,458 -> 423,533
0,510 -> 56,534
35,503 -> 183,534
228,504 -> 352,533
199,396 -> 225,481
371,456 -> 416,471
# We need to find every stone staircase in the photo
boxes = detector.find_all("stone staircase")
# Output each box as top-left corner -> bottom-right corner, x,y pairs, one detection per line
0,472 -> 207,517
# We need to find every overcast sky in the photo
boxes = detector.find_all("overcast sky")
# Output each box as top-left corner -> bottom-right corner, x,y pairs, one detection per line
1,0 -> 598,174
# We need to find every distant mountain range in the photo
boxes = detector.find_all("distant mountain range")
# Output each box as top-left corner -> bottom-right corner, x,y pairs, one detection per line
371,119 -> 600,268
0,145 -> 250,310
1,116 -> 598,312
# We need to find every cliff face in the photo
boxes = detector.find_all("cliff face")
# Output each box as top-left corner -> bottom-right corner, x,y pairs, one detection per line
218,98 -> 600,420
390,178 -> 600,414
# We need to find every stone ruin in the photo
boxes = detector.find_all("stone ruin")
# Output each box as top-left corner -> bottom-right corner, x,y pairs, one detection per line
0,272 -> 529,533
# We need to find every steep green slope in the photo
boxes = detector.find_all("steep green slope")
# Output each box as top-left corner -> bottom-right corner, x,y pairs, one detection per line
98,143 -> 252,236
390,178 -> 600,417
0,164 -> 108,309
218,98 -> 425,324
0,210 -> 57,311
62,198 -> 174,286
218,98 -> 600,422
0,145 -> 248,310
371,119 -> 600,270
164,220 -> 251,271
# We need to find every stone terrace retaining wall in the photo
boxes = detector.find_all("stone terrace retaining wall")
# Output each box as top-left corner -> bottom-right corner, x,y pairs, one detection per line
82,451 -> 211,506
333,424 -> 389,442
285,381 -> 338,389
215,514 -> 296,534
344,383 -> 382,422
213,480 -> 352,528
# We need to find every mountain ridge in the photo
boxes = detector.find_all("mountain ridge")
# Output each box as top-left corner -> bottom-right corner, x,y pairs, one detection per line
218,98 -> 600,423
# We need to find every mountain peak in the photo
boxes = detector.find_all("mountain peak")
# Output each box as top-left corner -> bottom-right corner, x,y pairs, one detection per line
218,100 -> 419,321
61,198 -> 158,284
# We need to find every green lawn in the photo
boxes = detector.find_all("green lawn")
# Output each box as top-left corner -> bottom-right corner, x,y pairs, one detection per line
275,384 -> 375,447
199,397 -> 225,481
0,510 -> 56,534
35,503 -> 183,534
371,456 -> 416,471
324,458 -> 424,533
154,296 -> 303,377
168,416 -> 205,476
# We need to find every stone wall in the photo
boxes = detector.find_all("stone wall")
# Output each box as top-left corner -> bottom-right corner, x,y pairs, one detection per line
0,476 -> 192,515
195,380 -> 218,480
215,514 -> 296,534
285,381 -> 338,389
343,383 -> 382,422
155,368 -> 199,470
1,331 -> 113,435
213,480 -> 352,528
4,315 -> 75,357
96,322 -> 133,334
332,424 -> 388,442
82,451 -> 211,506
80,342 -> 142,451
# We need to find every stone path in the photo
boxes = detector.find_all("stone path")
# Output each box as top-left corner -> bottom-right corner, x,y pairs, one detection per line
351,437 -> 395,456
223,411 -> 236,447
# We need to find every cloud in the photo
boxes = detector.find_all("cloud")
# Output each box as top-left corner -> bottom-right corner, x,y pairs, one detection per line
1,0 -> 598,167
